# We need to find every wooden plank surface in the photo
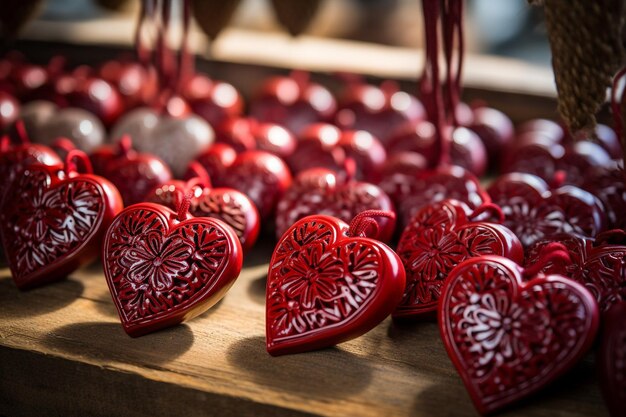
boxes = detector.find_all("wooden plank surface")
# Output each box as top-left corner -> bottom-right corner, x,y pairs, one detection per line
0,241 -> 608,417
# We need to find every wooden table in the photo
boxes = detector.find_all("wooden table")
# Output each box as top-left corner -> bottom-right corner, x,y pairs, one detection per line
0,242 -> 608,417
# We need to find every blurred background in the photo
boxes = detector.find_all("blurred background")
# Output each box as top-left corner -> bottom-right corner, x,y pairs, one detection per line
23,0 -> 551,66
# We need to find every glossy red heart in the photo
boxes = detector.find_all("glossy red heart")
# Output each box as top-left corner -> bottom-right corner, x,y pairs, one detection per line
439,255 -> 599,414
145,164 -> 260,251
487,172 -> 606,248
525,231 -> 626,313
286,123 -> 346,175
379,164 -> 488,228
0,131 -> 61,205
582,162 -> 626,230
394,200 -> 523,319
0,151 -> 123,289
274,165 -> 395,241
266,212 -> 405,355
598,301 -> 626,417
103,201 -> 243,337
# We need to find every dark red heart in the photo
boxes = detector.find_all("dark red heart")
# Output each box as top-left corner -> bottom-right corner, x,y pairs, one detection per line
582,162 -> 626,230
145,163 -> 260,251
525,230 -> 626,313
1,150 -> 123,289
598,301 -> 626,417
487,172 -> 606,248
91,135 -> 172,206
274,164 -> 395,241
394,200 -> 523,319
103,200 -> 243,337
286,123 -> 346,175
266,211 -> 405,355
0,127 -> 61,205
439,254 -> 599,414
379,164 -> 489,228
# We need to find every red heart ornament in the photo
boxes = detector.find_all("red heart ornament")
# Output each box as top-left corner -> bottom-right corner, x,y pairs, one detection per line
598,301 -> 626,417
0,125 -> 61,205
582,162 -> 626,230
379,164 -> 488,228
0,150 -> 123,289
103,198 -> 243,337
525,230 -> 626,313
145,163 -> 260,251
266,211 -> 405,356
487,172 -> 606,248
394,200 -> 523,319
438,254 -> 599,415
274,163 -> 395,241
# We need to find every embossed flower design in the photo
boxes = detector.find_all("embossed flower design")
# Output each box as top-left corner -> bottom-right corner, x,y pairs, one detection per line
122,232 -> 191,291
281,243 -> 343,308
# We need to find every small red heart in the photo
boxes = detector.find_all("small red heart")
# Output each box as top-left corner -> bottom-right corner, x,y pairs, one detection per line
266,211 -> 405,355
488,172 -> 606,247
275,164 -> 395,241
145,163 -> 260,251
91,135 -> 172,206
103,200 -> 243,337
582,163 -> 625,230
438,254 -> 599,414
598,301 -> 626,417
394,200 -> 523,319
379,165 -> 488,228
525,231 -> 626,313
1,150 -> 123,289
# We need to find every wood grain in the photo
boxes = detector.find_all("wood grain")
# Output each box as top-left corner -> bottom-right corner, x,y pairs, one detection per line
0,241 -> 608,417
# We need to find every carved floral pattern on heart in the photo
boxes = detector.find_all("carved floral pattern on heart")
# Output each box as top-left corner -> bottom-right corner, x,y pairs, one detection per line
441,258 -> 597,413
3,169 -> 103,276
192,192 -> 248,241
105,208 -> 229,322
268,219 -> 381,339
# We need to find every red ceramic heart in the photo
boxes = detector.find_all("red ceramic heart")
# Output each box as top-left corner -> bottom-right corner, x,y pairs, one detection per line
337,130 -> 386,182
582,162 -> 625,230
379,164 -> 489,228
91,135 -> 172,206
438,254 -> 599,414
468,106 -> 514,169
394,200 -> 523,319
250,71 -> 336,135
274,164 -> 395,241
0,150 -> 123,289
219,150 -> 293,220
525,231 -> 626,313
598,301 -> 626,417
103,199 -> 243,337
266,211 -> 405,355
0,125 -> 61,205
185,76 -> 244,128
186,143 -> 237,187
487,172 -> 606,248
286,123 -> 346,175
145,163 -> 260,251
334,80 -> 425,144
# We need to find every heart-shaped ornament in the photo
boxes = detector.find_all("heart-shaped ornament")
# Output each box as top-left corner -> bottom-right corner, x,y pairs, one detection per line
274,161 -> 395,241
91,135 -> 172,206
145,162 -> 260,251
103,195 -> 243,337
1,150 -> 123,289
438,253 -> 599,414
394,200 -> 523,319
525,230 -> 626,313
487,172 -> 606,248
266,211 -> 405,355
598,301 -> 626,417
0,122 -> 61,205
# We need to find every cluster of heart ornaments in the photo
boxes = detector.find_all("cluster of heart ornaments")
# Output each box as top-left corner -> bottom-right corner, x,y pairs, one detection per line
2,2 -> 626,415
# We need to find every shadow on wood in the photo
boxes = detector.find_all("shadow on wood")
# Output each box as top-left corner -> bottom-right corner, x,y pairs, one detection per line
42,322 -> 195,365
247,274 -> 267,305
227,335 -> 374,399
0,276 -> 85,318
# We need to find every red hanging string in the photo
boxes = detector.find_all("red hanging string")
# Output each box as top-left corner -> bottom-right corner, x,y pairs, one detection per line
348,210 -> 395,239
523,242 -> 571,278
64,150 -> 94,176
